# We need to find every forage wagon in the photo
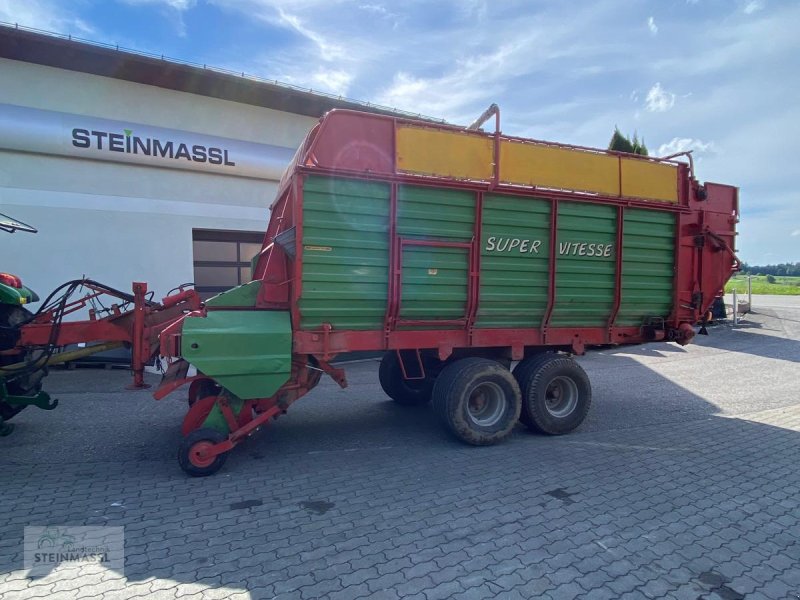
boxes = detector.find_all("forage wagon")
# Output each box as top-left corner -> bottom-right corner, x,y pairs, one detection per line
0,106 -> 739,475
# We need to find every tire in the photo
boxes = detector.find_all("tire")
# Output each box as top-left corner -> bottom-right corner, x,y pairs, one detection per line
378,352 -> 433,406
431,357 -> 521,446
0,305 -> 42,422
178,427 -> 229,477
512,352 -> 559,427
518,356 -> 591,435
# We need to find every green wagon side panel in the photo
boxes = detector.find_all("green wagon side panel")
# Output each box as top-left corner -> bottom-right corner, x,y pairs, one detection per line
549,202 -> 617,327
616,209 -> 676,326
204,280 -> 261,307
299,176 -> 390,330
476,194 -> 551,328
397,185 -> 474,323
397,185 -> 475,241
400,245 -> 469,320
182,310 -> 292,400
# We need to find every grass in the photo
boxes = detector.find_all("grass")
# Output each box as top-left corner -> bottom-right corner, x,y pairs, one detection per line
725,275 -> 800,295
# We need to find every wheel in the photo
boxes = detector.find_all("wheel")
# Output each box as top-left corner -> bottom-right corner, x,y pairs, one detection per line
518,356 -> 591,435
378,352 -> 433,406
512,352 -> 558,427
0,305 -> 43,422
187,378 -> 221,407
178,427 -> 229,477
431,357 -> 521,446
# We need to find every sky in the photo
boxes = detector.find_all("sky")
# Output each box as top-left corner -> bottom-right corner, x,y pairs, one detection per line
0,0 -> 798,265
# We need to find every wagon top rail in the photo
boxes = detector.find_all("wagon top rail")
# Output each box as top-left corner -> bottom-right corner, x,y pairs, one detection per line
293,109 -> 696,208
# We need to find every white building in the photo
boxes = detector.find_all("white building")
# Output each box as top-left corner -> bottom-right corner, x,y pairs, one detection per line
0,25 -> 420,302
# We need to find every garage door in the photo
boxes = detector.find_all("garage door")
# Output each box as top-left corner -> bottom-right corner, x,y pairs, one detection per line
192,229 -> 264,300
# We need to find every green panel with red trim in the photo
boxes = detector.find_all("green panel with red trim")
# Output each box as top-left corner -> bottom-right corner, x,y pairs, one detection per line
549,202 -> 618,327
477,194 -> 551,328
299,176 -> 390,330
616,208 -> 676,326
182,310 -> 291,400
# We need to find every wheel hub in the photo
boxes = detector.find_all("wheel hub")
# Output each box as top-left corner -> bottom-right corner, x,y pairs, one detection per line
188,440 -> 216,468
544,376 -> 579,418
467,382 -> 505,427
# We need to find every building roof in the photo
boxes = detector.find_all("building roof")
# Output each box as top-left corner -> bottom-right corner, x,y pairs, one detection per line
0,22 -> 442,122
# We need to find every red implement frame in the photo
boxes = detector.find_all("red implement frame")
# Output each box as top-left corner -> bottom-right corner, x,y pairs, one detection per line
14,282 -> 202,389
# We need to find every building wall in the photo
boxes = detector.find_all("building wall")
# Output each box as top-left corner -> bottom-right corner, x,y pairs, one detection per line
0,57 -> 317,299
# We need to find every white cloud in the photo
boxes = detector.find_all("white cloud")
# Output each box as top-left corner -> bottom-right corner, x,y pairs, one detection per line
744,1 -> 765,15
0,0 -> 94,35
656,138 -> 717,157
121,0 -> 196,37
647,16 -> 658,35
792,230 -> 800,237
211,1 -> 345,62
359,4 -> 398,21
310,69 -> 353,96
274,7 -> 343,61
123,0 -> 196,9
376,42 -> 520,121
645,82 -> 676,112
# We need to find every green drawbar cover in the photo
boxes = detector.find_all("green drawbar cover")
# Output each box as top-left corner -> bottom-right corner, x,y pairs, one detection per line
182,309 -> 292,400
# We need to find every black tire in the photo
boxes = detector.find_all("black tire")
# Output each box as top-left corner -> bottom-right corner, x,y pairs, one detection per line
0,305 -> 42,422
178,427 -> 229,477
431,357 -> 521,446
512,352 -> 559,427
378,352 -> 433,406
518,356 -> 591,435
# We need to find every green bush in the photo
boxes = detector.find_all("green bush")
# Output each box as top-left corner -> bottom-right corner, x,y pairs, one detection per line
766,275 -> 776,283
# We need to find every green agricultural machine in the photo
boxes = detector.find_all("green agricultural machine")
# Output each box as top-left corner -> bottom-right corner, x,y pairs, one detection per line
0,212 -> 49,434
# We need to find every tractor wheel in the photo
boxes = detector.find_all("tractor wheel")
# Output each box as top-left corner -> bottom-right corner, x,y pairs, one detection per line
187,378 -> 221,407
378,352 -> 433,406
178,427 -> 229,477
517,356 -> 591,435
431,357 -> 521,446
0,305 -> 43,422
512,352 -> 558,427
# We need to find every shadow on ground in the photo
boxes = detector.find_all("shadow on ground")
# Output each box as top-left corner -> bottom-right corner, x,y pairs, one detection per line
1,330 -> 799,600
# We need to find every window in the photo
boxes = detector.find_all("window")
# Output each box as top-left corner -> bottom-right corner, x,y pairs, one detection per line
192,229 -> 264,300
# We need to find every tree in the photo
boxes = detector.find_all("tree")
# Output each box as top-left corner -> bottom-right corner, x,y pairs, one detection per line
609,127 -> 648,156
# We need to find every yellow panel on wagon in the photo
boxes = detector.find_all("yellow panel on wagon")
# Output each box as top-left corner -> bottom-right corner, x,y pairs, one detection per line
396,125 -> 494,180
620,158 -> 679,203
499,141 -> 621,196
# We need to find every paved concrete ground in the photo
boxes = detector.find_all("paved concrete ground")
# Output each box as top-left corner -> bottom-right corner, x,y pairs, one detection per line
1,296 -> 798,600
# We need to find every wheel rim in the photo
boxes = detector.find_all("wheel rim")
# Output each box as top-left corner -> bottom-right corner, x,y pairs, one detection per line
188,440 -> 216,468
544,376 -> 579,418
467,382 -> 506,427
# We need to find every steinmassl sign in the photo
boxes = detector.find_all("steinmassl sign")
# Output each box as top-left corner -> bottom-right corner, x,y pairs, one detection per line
0,103 -> 296,180
71,127 -> 236,166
